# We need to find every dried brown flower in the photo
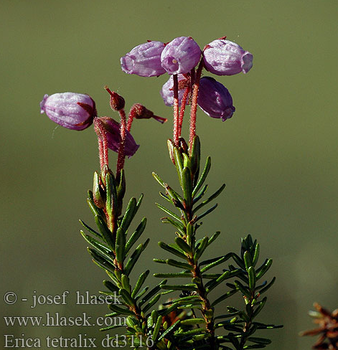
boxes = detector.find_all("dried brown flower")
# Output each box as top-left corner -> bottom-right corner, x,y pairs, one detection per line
300,303 -> 338,349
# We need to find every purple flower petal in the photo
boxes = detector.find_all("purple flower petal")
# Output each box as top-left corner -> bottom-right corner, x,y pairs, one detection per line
198,77 -> 235,121
161,36 -> 201,75
40,92 -> 96,130
120,41 -> 166,77
98,117 -> 139,157
160,74 -> 189,106
203,39 -> 253,76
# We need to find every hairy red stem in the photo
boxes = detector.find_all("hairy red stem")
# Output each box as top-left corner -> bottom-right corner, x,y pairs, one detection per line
173,74 -> 180,146
189,62 -> 204,152
178,87 -> 190,137
94,117 -> 109,171
116,109 -> 127,178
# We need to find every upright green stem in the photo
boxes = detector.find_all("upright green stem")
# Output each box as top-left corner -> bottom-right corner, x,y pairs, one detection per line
180,144 -> 216,348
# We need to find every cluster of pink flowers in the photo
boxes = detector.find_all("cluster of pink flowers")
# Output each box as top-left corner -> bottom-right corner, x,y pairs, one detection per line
121,36 -> 253,122
40,36 -> 252,162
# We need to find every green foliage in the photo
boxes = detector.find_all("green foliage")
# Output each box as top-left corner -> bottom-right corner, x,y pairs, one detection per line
151,136 -> 281,349
80,137 -> 280,349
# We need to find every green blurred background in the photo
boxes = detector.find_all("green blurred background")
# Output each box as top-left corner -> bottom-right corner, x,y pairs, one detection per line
1,1 -> 338,349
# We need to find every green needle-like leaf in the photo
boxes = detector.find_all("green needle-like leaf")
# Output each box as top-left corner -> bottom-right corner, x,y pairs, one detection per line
124,239 -> 150,276
232,253 -> 246,270
116,169 -> 126,201
234,280 -> 251,299
105,271 -> 120,286
252,243 -> 260,267
156,203 -> 183,223
94,215 -> 115,250
166,259 -> 192,270
119,288 -> 134,306
153,272 -> 191,278
105,170 -> 118,218
143,293 -> 162,313
160,284 -> 197,291
158,241 -> 187,260
244,250 -> 253,271
139,281 -> 166,306
208,231 -> 221,246
194,236 -> 209,261
148,310 -> 158,327
193,184 -> 225,214
158,320 -> 181,341
206,270 -> 241,293
126,315 -> 140,330
186,222 -> 194,242
192,156 -> 211,197
195,203 -> 218,222
135,192 -> 143,209
180,318 -> 206,326
119,197 -> 137,233
159,191 -> 171,203
125,217 -> 147,254
252,297 -> 267,318
258,277 -> 276,295
152,171 -> 168,189
256,259 -> 273,280
175,237 -> 192,254
193,184 -> 208,204
173,147 -> 184,187
182,152 -> 191,169
80,230 -> 110,255
152,315 -> 163,342
161,217 -> 185,236
182,167 -> 193,208
211,289 -> 238,307
247,336 -> 271,345
131,270 -> 149,298
135,287 -> 148,300
108,303 -> 134,315
202,273 -> 222,279
115,226 -> 125,264
200,254 -> 233,273
88,248 -> 116,275
153,258 -> 166,264
103,280 -> 119,293
248,266 -> 257,290
166,185 -> 184,206
190,135 -> 201,181
173,294 -> 201,304
121,274 -> 131,294
80,220 -> 101,238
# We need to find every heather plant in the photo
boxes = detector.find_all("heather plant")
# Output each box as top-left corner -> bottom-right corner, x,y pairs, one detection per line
41,35 -> 281,350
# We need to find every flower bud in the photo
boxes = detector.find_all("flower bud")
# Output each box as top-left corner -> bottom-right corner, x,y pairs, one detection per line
120,41 -> 166,77
105,87 -> 125,111
98,117 -> 139,157
161,36 -> 201,75
160,74 -> 190,106
203,39 -> 253,76
131,104 -> 167,124
197,77 -> 235,121
40,92 -> 96,130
